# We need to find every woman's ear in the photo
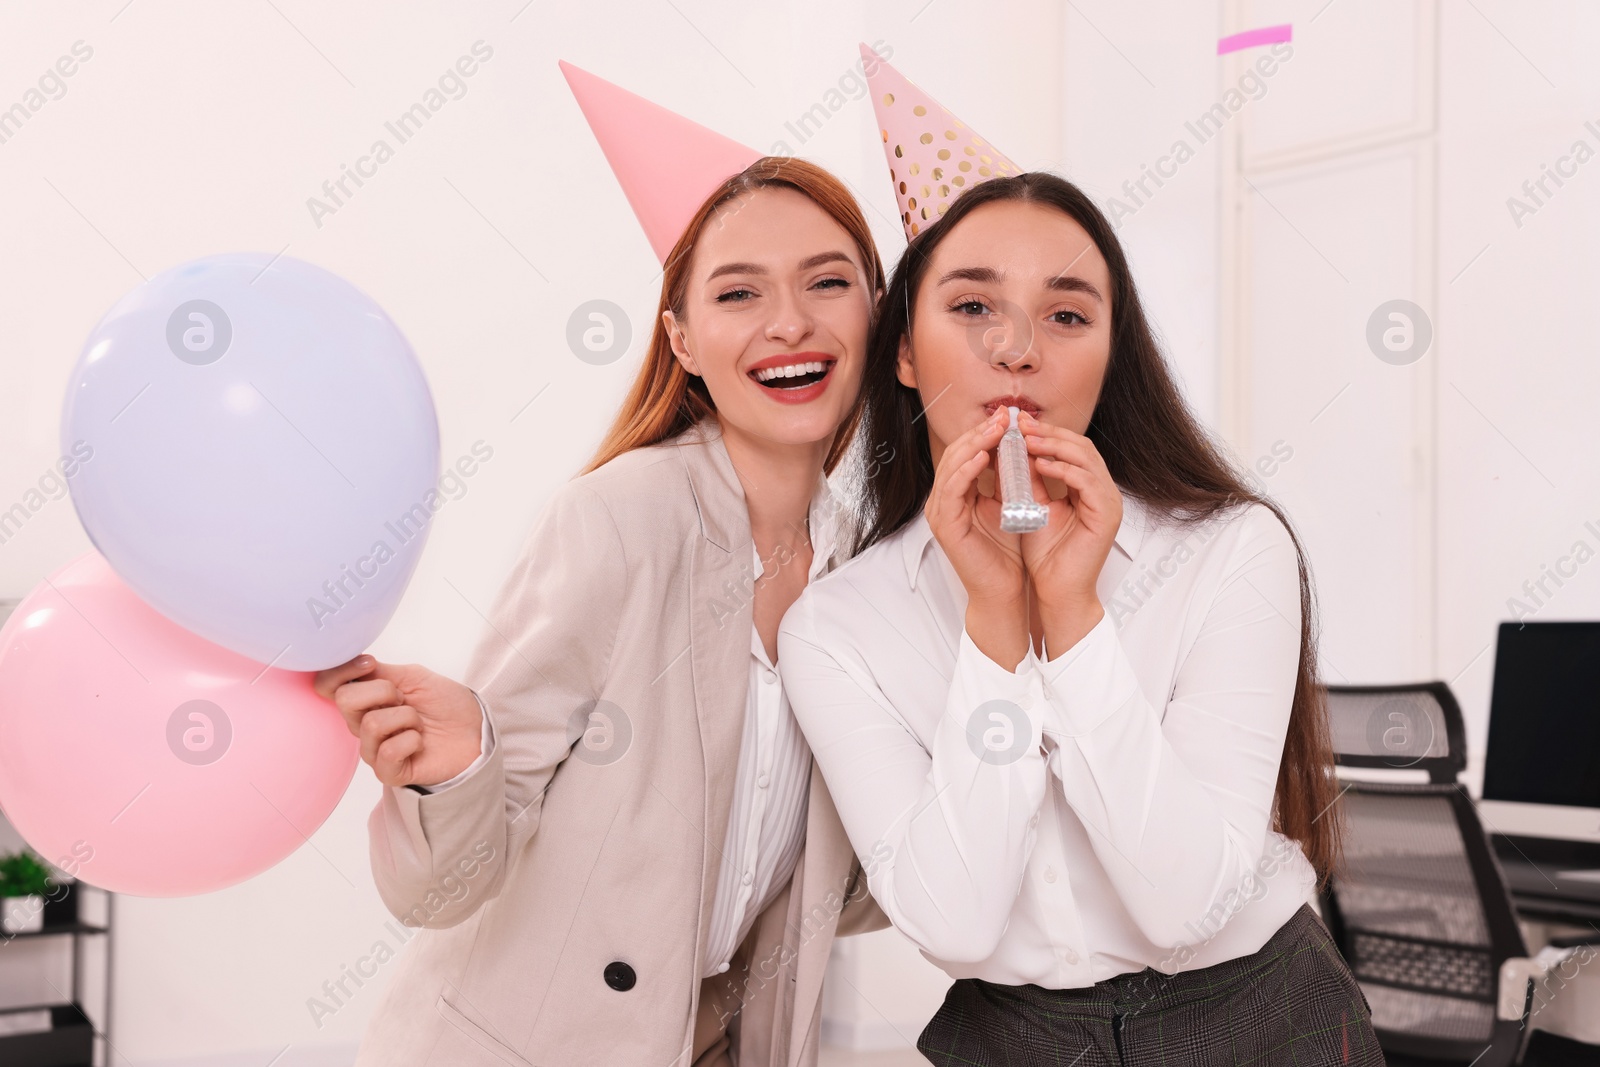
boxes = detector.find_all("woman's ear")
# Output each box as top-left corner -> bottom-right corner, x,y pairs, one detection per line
894,334 -> 917,389
662,309 -> 701,377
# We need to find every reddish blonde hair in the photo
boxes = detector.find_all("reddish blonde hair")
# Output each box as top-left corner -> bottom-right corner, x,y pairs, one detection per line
583,157 -> 886,475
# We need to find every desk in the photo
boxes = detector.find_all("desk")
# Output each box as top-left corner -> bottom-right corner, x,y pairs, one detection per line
1492,834 -> 1600,926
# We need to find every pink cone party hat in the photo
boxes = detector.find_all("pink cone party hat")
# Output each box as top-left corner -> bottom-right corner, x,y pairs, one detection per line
560,61 -> 762,264
859,43 -> 1023,239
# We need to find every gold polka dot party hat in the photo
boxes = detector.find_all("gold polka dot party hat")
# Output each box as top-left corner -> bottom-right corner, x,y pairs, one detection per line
859,42 -> 1022,239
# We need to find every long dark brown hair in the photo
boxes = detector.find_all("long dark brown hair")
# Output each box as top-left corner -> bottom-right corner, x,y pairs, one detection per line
854,171 -> 1343,888
584,156 -> 886,476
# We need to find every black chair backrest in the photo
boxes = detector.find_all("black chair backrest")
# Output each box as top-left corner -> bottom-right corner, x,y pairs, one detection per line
1321,685 -> 1530,1067
1325,681 -> 1468,784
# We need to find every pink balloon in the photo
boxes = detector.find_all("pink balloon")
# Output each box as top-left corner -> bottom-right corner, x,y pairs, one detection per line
0,552 -> 358,896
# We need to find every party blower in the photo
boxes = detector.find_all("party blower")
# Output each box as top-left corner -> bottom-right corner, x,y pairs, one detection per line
998,406 -> 1048,534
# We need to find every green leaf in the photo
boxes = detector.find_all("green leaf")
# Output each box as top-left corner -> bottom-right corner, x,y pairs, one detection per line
0,851 -> 54,898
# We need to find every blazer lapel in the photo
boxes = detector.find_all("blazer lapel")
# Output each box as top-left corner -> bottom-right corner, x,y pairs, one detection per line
787,758 -> 857,1065
786,489 -> 872,1065
678,422 -> 756,976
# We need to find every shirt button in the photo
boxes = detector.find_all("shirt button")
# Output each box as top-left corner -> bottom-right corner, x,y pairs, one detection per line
1028,813 -> 1039,828
717,961 -> 730,974
762,669 -> 777,684
741,870 -> 753,886
1044,866 -> 1058,884
1064,948 -> 1079,965
757,773 -> 770,789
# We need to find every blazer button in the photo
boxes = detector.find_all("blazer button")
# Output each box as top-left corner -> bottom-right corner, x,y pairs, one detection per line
603,961 -> 636,991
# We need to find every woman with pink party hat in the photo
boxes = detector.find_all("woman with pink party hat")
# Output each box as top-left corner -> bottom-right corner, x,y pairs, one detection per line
317,61 -> 892,1067
780,46 -> 1382,1066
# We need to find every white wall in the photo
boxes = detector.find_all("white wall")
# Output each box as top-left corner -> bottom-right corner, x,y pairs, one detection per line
2,2 -> 1596,1064
1434,0 -> 1600,789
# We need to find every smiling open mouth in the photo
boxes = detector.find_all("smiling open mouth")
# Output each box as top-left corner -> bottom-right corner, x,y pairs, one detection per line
750,360 -> 834,390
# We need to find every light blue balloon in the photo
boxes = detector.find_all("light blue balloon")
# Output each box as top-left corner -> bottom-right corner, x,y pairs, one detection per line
61,252 -> 440,670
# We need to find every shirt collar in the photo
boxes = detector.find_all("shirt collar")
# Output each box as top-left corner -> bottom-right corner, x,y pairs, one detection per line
749,466 -> 840,578
901,489 -> 1149,590
809,475 -> 841,572
751,474 -> 839,667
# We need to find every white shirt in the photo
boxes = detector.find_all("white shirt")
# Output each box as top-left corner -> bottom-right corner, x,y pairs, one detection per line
421,480 -> 835,979
776,491 -> 1319,988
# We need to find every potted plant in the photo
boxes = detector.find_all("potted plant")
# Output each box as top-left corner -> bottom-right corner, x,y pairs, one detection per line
0,850 -> 54,934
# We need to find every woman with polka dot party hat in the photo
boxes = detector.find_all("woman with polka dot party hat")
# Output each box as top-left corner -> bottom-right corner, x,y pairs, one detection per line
779,45 -> 1382,1066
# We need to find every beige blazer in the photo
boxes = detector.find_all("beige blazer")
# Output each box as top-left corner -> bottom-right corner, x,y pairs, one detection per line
354,419 -> 887,1067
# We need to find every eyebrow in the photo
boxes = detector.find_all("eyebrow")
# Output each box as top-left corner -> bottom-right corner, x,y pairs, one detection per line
935,265 -> 1104,304
706,250 -> 855,282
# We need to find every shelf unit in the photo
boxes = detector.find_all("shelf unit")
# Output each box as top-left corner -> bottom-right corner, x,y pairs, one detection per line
0,601 -> 114,1066
0,881 -> 113,1067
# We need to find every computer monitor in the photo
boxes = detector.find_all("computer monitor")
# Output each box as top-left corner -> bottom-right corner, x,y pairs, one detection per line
1479,620 -> 1600,845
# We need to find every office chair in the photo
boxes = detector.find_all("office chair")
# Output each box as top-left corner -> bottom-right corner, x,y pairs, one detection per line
1319,683 -> 1552,1067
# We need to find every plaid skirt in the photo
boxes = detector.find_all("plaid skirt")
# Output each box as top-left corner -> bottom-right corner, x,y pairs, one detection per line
917,903 -> 1384,1066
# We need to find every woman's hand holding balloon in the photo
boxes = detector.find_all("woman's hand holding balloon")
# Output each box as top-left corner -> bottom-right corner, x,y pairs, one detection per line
314,657 -> 484,789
